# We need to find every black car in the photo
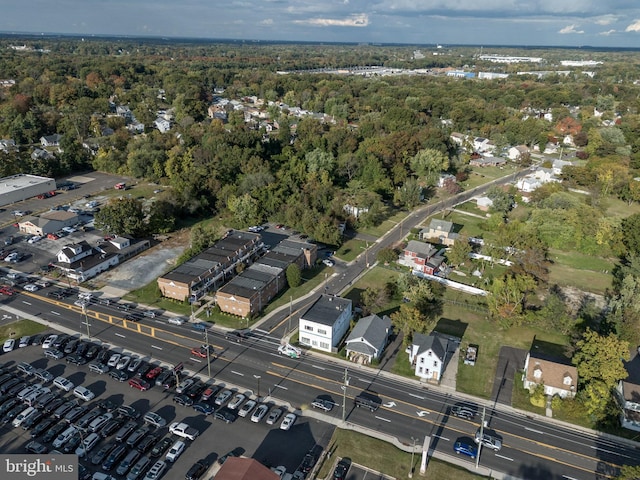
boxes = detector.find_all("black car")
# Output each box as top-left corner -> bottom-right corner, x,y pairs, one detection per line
214,408 -> 237,424
100,417 -> 124,438
30,334 -> 45,345
155,370 -> 173,387
63,432 -> 83,453
116,404 -> 140,419
124,313 -> 141,322
333,458 -> 351,480
136,433 -> 159,453
450,403 -> 477,420
47,290 -> 68,300
43,397 -> 65,415
64,340 -> 79,355
84,344 -> 100,360
193,402 -> 214,415
150,437 -> 173,458
91,442 -> 116,466
0,378 -> 22,394
135,364 -> 153,379
75,341 -> 89,357
42,422 -> 67,443
98,399 -> 120,412
22,411 -> 45,430
300,452 -> 318,475
7,381 -> 28,397
3,404 -> 27,424
53,400 -> 78,419
225,329 -> 250,342
25,441 -> 48,454
66,353 -> 87,365
78,464 -> 91,480
109,369 -> 129,382
64,405 -> 88,424
126,425 -> 152,448
0,398 -> 19,417
30,418 -> 55,438
52,334 -> 70,350
75,409 -> 102,430
185,460 -> 209,480
173,394 -> 193,407
96,347 -> 112,364
102,444 -> 128,471
185,382 -> 207,400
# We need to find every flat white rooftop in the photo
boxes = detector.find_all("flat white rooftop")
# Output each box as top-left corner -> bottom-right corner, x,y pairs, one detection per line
0,174 -> 55,196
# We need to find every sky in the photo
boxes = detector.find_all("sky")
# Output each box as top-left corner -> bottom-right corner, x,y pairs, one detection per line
2,0 -> 640,48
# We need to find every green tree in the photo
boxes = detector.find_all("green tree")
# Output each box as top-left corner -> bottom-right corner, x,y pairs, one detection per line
391,304 -> 426,347
393,177 -> 422,209
572,329 -> 629,389
486,185 -> 515,217
617,464 -> 640,480
286,264 -> 301,288
360,286 -> 389,316
487,273 -> 537,327
376,248 -> 398,265
227,193 -> 260,226
94,198 -> 146,237
622,213 -> 640,256
147,200 -> 178,234
446,237 -> 472,267
410,148 -> 449,186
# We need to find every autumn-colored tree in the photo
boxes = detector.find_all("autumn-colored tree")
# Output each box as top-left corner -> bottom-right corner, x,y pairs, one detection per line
487,273 -> 537,327
572,329 -> 629,389
391,304 -> 427,347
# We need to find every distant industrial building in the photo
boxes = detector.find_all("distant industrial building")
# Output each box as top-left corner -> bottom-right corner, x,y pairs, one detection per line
0,174 -> 56,207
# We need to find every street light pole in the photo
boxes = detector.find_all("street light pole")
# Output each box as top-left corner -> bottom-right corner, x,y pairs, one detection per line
253,374 -> 261,399
204,328 -> 211,379
81,304 -> 91,338
341,368 -> 349,422
476,406 -> 486,470
408,436 -> 417,478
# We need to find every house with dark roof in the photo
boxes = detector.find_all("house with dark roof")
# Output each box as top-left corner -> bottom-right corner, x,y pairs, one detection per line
615,381 -> 640,432
407,332 -> 452,382
215,457 -> 279,480
344,314 -> 392,365
298,294 -> 352,353
40,133 -> 62,148
400,240 -> 447,275
522,351 -> 578,399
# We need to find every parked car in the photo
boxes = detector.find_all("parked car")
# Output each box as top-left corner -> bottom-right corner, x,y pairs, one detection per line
238,399 -> 256,417
109,369 -> 129,382
214,408 -> 236,424
129,378 -> 151,391
165,440 -> 185,463
185,460 -> 209,480
227,393 -> 245,410
250,404 -> 269,423
280,413 -> 297,430
150,438 -> 172,458
143,412 -> 167,428
266,407 -> 283,425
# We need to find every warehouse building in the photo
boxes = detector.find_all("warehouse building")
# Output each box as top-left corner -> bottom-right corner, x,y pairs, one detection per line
0,174 -> 56,207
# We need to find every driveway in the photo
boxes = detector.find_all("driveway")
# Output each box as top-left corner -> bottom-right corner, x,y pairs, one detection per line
491,346 -> 527,406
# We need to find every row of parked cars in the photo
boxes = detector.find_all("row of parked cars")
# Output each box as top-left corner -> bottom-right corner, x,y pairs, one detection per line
0,350 -> 210,480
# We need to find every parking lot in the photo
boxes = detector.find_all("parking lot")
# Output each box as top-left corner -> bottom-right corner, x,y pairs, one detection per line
0,332 -> 332,480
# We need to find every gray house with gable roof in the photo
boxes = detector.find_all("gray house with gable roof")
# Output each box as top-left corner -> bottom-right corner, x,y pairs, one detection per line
344,314 -> 392,365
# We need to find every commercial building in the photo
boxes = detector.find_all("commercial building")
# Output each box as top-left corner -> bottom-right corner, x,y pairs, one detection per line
0,174 -> 56,207
298,294 -> 352,353
18,210 -> 78,236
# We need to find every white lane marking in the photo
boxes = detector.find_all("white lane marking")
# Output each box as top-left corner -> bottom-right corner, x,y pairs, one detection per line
590,445 -> 625,456
274,385 -> 288,390
495,454 -> 513,461
432,435 -> 449,441
383,402 -> 396,408
409,393 -> 425,399
525,427 -> 544,434
231,371 -> 244,376
115,333 -> 126,338
51,311 -> 61,316
562,476 -> 580,480
312,365 -> 325,370
191,358 -> 202,363
254,329 -> 269,334
416,410 -> 430,417
151,345 -> 163,350
375,416 -> 391,423
81,322 -> 91,326
22,301 -> 32,305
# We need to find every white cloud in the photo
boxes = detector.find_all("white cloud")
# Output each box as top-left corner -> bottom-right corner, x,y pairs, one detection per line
260,18 -> 274,25
294,13 -> 369,27
598,29 -> 616,36
625,19 -> 640,32
593,14 -> 618,26
558,24 -> 584,34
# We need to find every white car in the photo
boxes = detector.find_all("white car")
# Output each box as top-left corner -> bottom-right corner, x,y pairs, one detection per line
73,385 -> 95,402
227,394 -> 246,410
53,376 -> 74,392
85,201 -> 99,208
280,413 -> 296,430
322,259 -> 335,267
4,252 -> 18,262
167,317 -> 185,325
278,344 -> 302,359
107,354 -> 121,368
42,335 -> 58,349
3,338 -> 15,353
165,440 -> 185,463
238,399 -> 256,417
250,404 -> 269,423
74,299 -> 90,307
23,284 -> 39,292
143,310 -> 156,318
116,356 -> 131,370
62,226 -> 76,234
27,235 -> 42,244
18,336 -> 31,348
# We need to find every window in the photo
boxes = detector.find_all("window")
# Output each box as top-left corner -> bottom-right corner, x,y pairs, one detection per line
563,375 -> 572,386
418,367 -> 423,374
300,337 -> 310,344
319,342 -> 329,349
433,361 -> 438,367
533,367 -> 542,379
317,329 -> 327,335
419,358 -> 424,364
304,325 -> 314,332
427,351 -> 432,356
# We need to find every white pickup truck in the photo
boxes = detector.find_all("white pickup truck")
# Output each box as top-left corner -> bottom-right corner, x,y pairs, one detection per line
169,422 -> 199,441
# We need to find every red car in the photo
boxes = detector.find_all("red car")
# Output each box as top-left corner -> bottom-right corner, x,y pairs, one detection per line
128,378 -> 150,391
190,345 -> 214,358
0,286 -> 16,296
145,366 -> 163,380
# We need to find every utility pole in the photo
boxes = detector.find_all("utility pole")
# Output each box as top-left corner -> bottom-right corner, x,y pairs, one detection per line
204,328 -> 211,379
81,304 -> 91,339
341,368 -> 349,422
476,406 -> 486,470
408,436 -> 417,478
286,295 -> 293,336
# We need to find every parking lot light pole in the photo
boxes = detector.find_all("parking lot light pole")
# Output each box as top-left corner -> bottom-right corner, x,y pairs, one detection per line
253,375 -> 261,399
204,328 -> 211,379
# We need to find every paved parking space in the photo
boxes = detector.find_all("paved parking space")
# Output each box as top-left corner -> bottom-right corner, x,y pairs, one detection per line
0,334 -> 333,479
327,458 -> 394,480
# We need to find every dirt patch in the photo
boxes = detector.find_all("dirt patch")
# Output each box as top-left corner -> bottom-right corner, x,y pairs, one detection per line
95,229 -> 190,293
557,285 -> 605,316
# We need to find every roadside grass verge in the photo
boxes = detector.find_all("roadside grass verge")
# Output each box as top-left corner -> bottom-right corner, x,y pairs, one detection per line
0,319 -> 48,343
316,428 -> 488,480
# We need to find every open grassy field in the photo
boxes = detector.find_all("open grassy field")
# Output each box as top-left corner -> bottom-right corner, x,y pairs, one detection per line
0,320 -> 48,344
335,238 -> 368,262
548,262 -> 612,295
316,428 -> 488,480
358,210 -> 408,238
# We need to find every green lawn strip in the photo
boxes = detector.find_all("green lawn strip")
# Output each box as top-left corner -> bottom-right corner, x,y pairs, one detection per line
335,238 -> 368,262
358,211 -> 408,238
0,320 -> 48,343
316,428 -> 487,480
548,263 -> 612,295
549,249 -> 616,272
511,376 -> 546,416
602,197 -> 640,219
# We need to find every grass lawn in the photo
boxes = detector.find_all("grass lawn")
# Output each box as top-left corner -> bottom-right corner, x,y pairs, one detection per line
316,428 -> 488,480
602,197 -> 640,219
335,238 -> 368,262
548,263 -> 612,295
262,265 -> 330,316
424,211 -> 489,240
0,319 -> 48,343
511,376 -> 546,417
342,266 -> 402,311
358,210 -> 408,238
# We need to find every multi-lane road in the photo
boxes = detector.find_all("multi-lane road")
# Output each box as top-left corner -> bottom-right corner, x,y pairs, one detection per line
2,272 -> 638,480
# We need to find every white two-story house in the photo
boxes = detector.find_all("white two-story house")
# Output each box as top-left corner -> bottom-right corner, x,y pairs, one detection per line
298,294 -> 352,353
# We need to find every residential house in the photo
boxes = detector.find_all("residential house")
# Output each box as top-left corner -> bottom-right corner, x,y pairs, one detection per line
473,137 -> 495,153
507,145 -> 530,161
215,457 -> 279,480
154,118 -> 171,133
469,155 -> 506,167
615,380 -> 640,432
552,159 -> 573,175
115,105 -> 133,121
298,294 -> 352,353
516,167 -> 558,194
522,351 -> 578,398
438,173 -> 456,188
40,134 -> 62,148
31,148 -> 54,161
450,132 -> 466,148
343,204 -> 369,219
420,219 -> 458,246
344,314 -> 392,365
400,240 -> 447,275
0,139 -> 17,153
407,332 -> 452,382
